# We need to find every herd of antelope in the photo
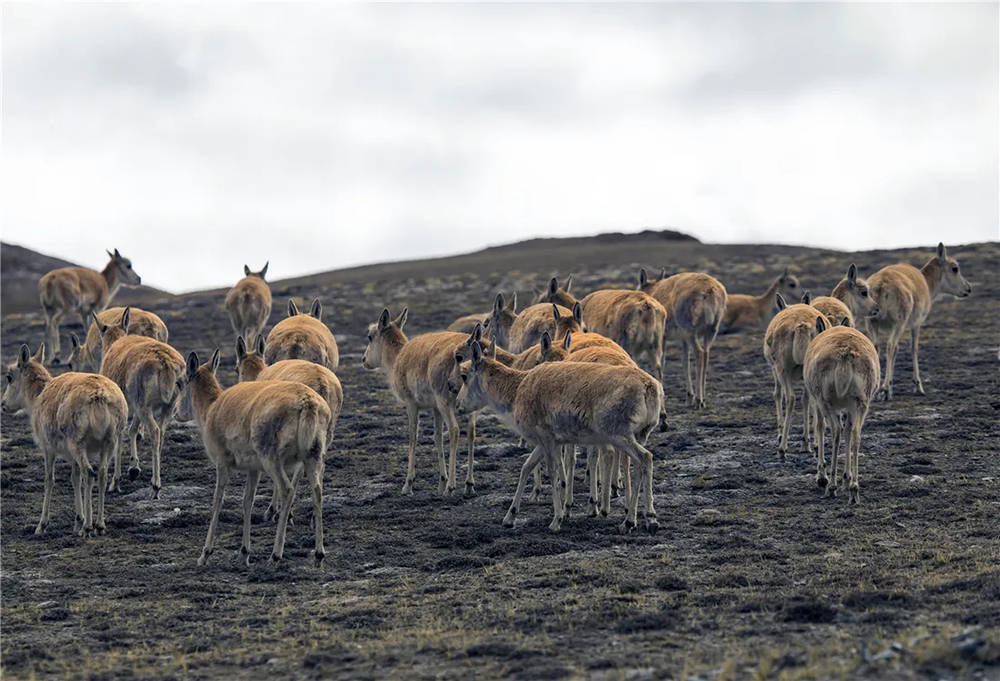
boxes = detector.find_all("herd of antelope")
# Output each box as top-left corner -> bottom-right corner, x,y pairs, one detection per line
1,243 -> 974,566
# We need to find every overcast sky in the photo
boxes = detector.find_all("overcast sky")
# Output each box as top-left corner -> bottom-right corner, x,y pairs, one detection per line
2,3 -> 997,292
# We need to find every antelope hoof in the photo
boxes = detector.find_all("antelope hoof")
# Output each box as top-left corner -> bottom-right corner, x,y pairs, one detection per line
263,504 -> 276,523
644,516 -> 660,533
618,519 -> 637,535
34,522 -> 48,535
268,552 -> 281,564
437,476 -> 448,495
816,474 -> 829,489
825,484 -> 838,498
502,510 -> 516,528
849,485 -> 860,505
401,481 -> 414,496
150,485 -> 161,500
96,524 -> 106,536
313,550 -> 326,568
600,508 -> 609,517
128,466 -> 140,481
464,482 -> 476,497
914,381 -> 925,395
235,547 -> 251,566
197,550 -> 211,566
548,518 -> 562,532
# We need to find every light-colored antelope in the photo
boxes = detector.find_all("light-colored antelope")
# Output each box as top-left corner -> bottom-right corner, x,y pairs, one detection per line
456,341 -> 664,533
448,313 -> 489,335
224,263 -> 272,343
2,344 -> 127,537
820,263 -> 881,329
721,268 -> 801,333
64,306 -> 168,371
38,248 -> 142,359
265,298 -> 339,370
804,318 -> 880,503
866,243 -> 972,399
362,309 -> 483,495
763,296 -> 829,458
639,269 -> 727,408
179,350 -> 330,566
484,292 -> 519,348
506,301 -> 574,352
98,307 -> 185,497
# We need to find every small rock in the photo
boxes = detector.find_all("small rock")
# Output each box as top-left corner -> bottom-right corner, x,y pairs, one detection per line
37,600 -> 58,609
909,475 -> 926,484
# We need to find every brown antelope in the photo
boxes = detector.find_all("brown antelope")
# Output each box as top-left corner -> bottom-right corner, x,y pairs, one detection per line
866,243 -> 972,399
763,296 -> 829,458
98,308 -> 186,497
362,310 -> 482,495
811,296 -> 853,328
38,249 -> 142,359
804,318 -> 880,503
639,269 -> 727,408
64,306 -> 168,371
484,292 -> 519,348
224,263 -> 272,342
179,350 -> 330,566
448,313 -> 489,335
822,263 -> 881,329
539,277 -> 666,380
456,341 -> 664,533
265,298 -> 339,370
721,269 -> 801,333
3,344 -> 127,537
506,301 -> 574,352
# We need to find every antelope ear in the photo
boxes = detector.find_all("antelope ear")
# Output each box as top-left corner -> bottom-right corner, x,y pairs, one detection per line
552,303 -> 561,321
71,333 -> 81,349
840,317 -> 852,327
471,340 -> 483,366
18,344 -> 31,367
815,316 -> 828,334
660,267 -> 667,280
801,290 -> 811,304
186,352 -> 199,379
236,336 -> 247,362
572,302 -> 583,325
775,293 -> 787,311
783,267 -> 790,278
847,263 -> 858,284
32,343 -> 46,363
562,332 -> 572,350
377,308 -> 391,331
120,307 -> 131,332
471,322 -> 483,343
309,298 -> 322,320
937,242 -> 947,261
548,277 -> 558,297
507,292 -> 517,312
255,334 -> 265,356
244,264 -> 251,277
638,268 -> 648,289
106,249 -> 114,259
564,275 -> 573,292
114,248 -> 121,258
209,348 -> 221,374
494,293 -> 505,313
540,331 -> 551,354
395,307 -> 408,329
260,261 -> 268,279
288,299 -> 300,317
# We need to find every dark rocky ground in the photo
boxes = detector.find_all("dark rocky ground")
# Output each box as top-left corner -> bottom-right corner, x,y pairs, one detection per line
2,238 -> 998,680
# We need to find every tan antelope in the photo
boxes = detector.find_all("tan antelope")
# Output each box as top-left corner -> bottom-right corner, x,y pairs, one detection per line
820,263 -> 881,329
804,318 -> 880,503
866,243 -> 972,399
721,268 -> 801,333
224,263 -> 272,342
98,308 -> 186,497
362,310 -> 483,495
266,298 -> 339,370
64,306 -> 168,371
448,313 -> 489,335
535,275 -> 577,309
179,350 -> 330,566
763,296 -> 829,458
38,249 -> 142,359
484,292 -> 520,348
506,301 -> 574,352
639,269 -> 727,408
3,344 -> 127,537
456,341 -> 665,533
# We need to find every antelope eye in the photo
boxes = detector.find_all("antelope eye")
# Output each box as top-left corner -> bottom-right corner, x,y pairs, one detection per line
367,333 -> 373,341
789,282 -> 797,288
460,373 -> 468,383
5,372 -> 12,384
860,290 -> 868,297
952,266 -> 959,273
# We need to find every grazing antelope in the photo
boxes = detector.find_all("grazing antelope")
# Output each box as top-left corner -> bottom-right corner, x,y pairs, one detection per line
721,269 -> 801,333
506,301 -> 574,352
763,297 -> 829,458
866,243 -> 971,399
362,309 -> 482,495
639,269 -> 727,408
456,342 -> 665,533
804,318 -> 880,503
38,248 -> 142,359
98,308 -> 186,497
822,263 -> 880,329
266,298 -> 339,370
180,350 -> 330,566
64,306 -> 168,371
2,344 -> 127,537
224,263 -> 272,343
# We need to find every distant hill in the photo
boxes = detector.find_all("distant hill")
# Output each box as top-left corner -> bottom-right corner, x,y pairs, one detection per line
1,242 -> 173,314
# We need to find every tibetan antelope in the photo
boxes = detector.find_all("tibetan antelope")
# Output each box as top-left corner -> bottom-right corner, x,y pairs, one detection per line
180,350 -> 330,566
224,263 -> 272,343
456,341 -> 664,533
866,243 -> 972,399
98,308 -> 185,497
721,268 -> 800,333
266,298 -> 339,370
506,301 -> 574,352
804,318 -> 879,503
763,296 -> 829,458
3,344 -> 127,537
639,269 -> 727,408
38,248 -> 142,359
64,306 -> 168,371
819,263 -> 880,329
363,310 -> 482,495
